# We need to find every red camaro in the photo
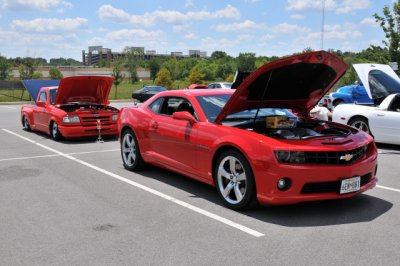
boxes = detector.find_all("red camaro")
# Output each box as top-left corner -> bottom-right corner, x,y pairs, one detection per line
21,76 -> 119,140
118,51 -> 378,210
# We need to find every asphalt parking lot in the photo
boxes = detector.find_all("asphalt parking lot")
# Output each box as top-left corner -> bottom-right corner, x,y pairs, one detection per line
1,102 -> 400,265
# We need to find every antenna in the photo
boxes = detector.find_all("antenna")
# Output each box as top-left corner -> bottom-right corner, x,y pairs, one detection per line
321,0 -> 326,50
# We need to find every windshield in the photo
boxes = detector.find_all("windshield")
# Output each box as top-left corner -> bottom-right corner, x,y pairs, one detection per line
369,69 -> 400,98
196,94 -> 295,122
50,88 -> 58,105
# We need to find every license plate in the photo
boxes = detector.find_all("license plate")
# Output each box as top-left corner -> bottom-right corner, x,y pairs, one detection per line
340,176 -> 361,194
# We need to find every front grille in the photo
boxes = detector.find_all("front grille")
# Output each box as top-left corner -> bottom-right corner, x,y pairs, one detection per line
305,145 -> 368,165
81,116 -> 110,123
301,173 -> 371,194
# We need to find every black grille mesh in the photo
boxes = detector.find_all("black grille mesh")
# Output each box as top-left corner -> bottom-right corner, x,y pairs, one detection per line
305,145 -> 368,165
301,173 -> 371,194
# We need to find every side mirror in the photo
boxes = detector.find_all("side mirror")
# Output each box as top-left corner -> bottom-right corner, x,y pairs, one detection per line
172,111 -> 197,124
36,101 -> 46,107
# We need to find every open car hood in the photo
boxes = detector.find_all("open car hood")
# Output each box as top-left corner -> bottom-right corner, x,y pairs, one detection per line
215,51 -> 347,123
54,76 -> 114,105
353,63 -> 400,99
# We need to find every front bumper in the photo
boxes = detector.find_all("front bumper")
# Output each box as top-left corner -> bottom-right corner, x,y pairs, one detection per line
255,151 -> 378,205
58,123 -> 118,138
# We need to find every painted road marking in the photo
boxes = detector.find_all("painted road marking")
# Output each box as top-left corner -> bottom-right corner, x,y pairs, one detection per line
2,129 -> 264,238
377,185 -> 400,193
0,149 -> 119,162
0,106 -> 17,110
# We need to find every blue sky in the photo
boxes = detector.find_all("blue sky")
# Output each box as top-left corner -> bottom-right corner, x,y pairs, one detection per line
0,0 -> 394,61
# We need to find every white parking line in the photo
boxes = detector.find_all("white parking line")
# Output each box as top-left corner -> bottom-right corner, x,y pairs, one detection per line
377,185 -> 400,193
0,149 -> 119,162
0,106 -> 17,110
2,129 -> 264,238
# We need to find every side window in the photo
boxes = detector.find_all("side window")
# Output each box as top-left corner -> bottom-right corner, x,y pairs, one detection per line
215,84 -> 221,88
148,97 -> 163,113
158,97 -> 198,119
39,91 -> 47,102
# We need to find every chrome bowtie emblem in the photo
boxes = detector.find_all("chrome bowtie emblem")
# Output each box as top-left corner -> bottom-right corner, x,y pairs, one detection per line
340,154 -> 353,162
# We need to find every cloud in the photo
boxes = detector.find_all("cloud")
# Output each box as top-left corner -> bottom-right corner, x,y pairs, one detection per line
11,17 -> 88,32
184,32 -> 198,40
286,0 -> 370,14
336,0 -> 370,14
286,0 -> 337,11
98,4 -> 240,26
270,23 -> 311,34
105,29 -> 163,42
291,14 -> 304,19
200,34 -> 254,50
185,0 -> 194,7
214,20 -> 258,32
1,0 -> 72,11
244,0 -> 260,3
361,17 -> 379,27
260,34 -> 275,41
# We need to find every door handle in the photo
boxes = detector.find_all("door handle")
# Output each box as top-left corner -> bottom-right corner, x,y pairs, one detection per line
151,121 -> 159,129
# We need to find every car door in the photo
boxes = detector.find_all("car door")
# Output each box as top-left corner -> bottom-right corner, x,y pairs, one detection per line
33,90 -> 48,132
147,97 -> 199,173
369,108 -> 400,144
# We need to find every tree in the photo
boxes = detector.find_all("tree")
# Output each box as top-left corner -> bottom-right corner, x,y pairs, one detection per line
374,1 -> 400,67
148,59 -> 161,81
18,58 -> 36,80
211,51 -> 228,59
0,56 -> 11,80
112,59 -> 124,99
237,53 -> 256,72
155,68 -> 174,90
32,72 -> 43,79
49,68 -> 63,79
188,67 -> 205,84
124,46 -> 144,83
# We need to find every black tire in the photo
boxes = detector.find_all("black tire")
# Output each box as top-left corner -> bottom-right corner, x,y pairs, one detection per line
50,121 -> 63,141
23,116 -> 31,131
333,99 -> 344,107
214,150 -> 257,210
348,117 -> 371,135
121,128 -> 145,171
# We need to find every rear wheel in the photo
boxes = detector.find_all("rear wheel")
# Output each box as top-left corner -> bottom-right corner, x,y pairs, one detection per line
215,150 -> 257,210
348,117 -> 371,135
121,128 -> 145,171
23,116 -> 31,131
50,121 -> 63,140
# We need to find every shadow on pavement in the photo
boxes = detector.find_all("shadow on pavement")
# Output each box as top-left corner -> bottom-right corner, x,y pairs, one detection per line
138,167 -> 393,227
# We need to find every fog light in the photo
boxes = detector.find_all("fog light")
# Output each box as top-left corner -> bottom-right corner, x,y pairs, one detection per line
277,178 -> 291,191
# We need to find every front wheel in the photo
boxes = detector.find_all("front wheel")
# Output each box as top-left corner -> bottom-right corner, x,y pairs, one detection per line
23,116 -> 31,131
215,150 -> 257,210
50,121 -> 63,140
348,117 -> 371,135
121,128 -> 145,171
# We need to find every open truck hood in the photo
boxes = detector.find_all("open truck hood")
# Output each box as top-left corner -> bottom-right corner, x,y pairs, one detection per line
54,76 -> 114,105
215,51 -> 347,123
353,63 -> 400,99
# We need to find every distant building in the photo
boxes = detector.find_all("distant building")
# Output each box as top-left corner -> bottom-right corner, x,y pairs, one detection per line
81,46 -> 208,66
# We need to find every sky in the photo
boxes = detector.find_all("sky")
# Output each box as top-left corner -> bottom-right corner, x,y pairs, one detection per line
0,0 -> 394,61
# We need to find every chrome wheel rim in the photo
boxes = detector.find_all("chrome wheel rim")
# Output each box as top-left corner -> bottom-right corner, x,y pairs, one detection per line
350,120 -> 369,133
52,123 -> 58,137
24,117 -> 29,129
122,133 -> 136,167
217,156 -> 247,205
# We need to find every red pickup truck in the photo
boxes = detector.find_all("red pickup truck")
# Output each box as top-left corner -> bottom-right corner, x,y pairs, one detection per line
21,76 -> 119,140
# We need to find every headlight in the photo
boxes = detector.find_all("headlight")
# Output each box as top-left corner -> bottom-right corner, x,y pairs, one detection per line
63,116 -> 80,123
275,151 -> 306,163
111,114 -> 119,121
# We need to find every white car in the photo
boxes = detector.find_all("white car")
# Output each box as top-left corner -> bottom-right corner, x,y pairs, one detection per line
208,82 -> 232,89
332,64 -> 400,145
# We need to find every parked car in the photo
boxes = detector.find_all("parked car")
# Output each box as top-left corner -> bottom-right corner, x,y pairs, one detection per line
330,63 -> 399,106
186,84 -> 208,89
132,86 -> 167,102
118,51 -> 377,210
208,82 -> 233,89
21,76 -> 119,140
